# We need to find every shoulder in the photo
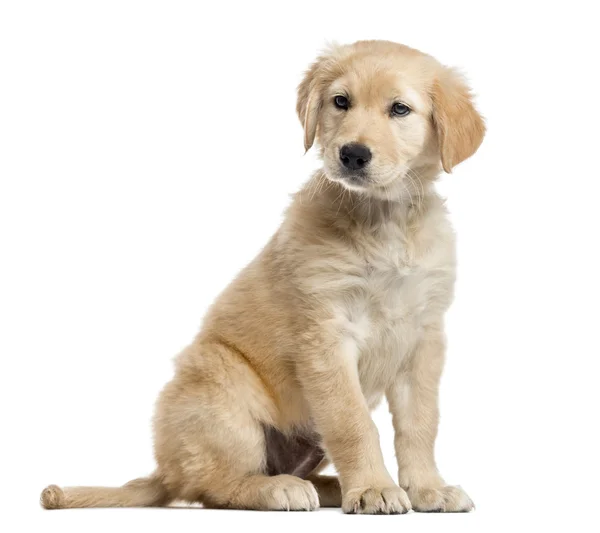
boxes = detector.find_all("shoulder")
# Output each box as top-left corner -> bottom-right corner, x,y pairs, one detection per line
412,193 -> 456,269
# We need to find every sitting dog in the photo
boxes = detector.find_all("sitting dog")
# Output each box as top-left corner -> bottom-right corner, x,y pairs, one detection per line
41,40 -> 485,514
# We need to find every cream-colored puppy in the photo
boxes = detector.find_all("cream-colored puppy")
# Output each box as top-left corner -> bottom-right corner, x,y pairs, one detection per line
41,40 -> 485,514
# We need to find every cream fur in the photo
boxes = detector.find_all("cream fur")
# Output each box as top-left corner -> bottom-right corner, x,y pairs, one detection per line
41,40 -> 484,514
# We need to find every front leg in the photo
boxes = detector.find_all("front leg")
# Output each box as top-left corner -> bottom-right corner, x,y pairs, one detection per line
386,325 -> 474,512
297,334 -> 411,514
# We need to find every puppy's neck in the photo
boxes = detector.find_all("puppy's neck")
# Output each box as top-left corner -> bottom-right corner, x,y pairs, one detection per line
295,169 -> 438,234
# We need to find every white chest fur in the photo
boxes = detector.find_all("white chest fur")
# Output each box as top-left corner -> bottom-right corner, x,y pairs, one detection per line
320,202 -> 456,401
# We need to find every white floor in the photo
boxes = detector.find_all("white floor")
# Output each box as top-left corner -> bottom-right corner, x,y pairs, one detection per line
8,497 -> 594,533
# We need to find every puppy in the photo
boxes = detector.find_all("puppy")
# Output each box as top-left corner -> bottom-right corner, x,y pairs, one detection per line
41,40 -> 485,514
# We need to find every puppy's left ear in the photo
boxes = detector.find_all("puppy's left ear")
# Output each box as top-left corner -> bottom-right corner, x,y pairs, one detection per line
432,68 -> 486,173
297,59 -> 323,152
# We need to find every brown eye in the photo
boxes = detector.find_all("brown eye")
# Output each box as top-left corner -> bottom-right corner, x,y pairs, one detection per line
334,95 -> 349,109
391,102 -> 411,116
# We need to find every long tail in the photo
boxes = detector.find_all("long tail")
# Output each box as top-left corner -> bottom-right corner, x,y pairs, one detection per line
40,474 -> 170,509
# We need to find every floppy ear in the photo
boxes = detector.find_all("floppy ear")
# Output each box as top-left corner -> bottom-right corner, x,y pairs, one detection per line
432,68 -> 486,173
296,60 -> 323,152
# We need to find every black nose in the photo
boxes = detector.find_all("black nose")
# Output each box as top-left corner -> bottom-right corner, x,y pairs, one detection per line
339,143 -> 372,170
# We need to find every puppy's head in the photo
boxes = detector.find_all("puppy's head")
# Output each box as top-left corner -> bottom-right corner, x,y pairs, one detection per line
297,41 -> 485,199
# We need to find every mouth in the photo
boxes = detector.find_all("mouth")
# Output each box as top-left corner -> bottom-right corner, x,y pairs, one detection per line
343,174 -> 367,186
333,167 -> 370,190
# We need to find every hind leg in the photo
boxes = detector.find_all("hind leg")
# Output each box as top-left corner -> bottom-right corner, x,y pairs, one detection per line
214,474 -> 318,511
307,474 -> 341,507
305,460 -> 341,508
154,342 -> 319,511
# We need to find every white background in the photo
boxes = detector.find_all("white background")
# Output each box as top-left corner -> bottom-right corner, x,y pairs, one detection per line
1,1 -> 599,531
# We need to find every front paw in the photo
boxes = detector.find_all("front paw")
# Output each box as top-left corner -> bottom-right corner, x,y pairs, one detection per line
342,485 -> 411,514
408,485 -> 474,512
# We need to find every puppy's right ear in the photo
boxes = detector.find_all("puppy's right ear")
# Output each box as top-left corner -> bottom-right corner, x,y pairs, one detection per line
296,60 -> 323,152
